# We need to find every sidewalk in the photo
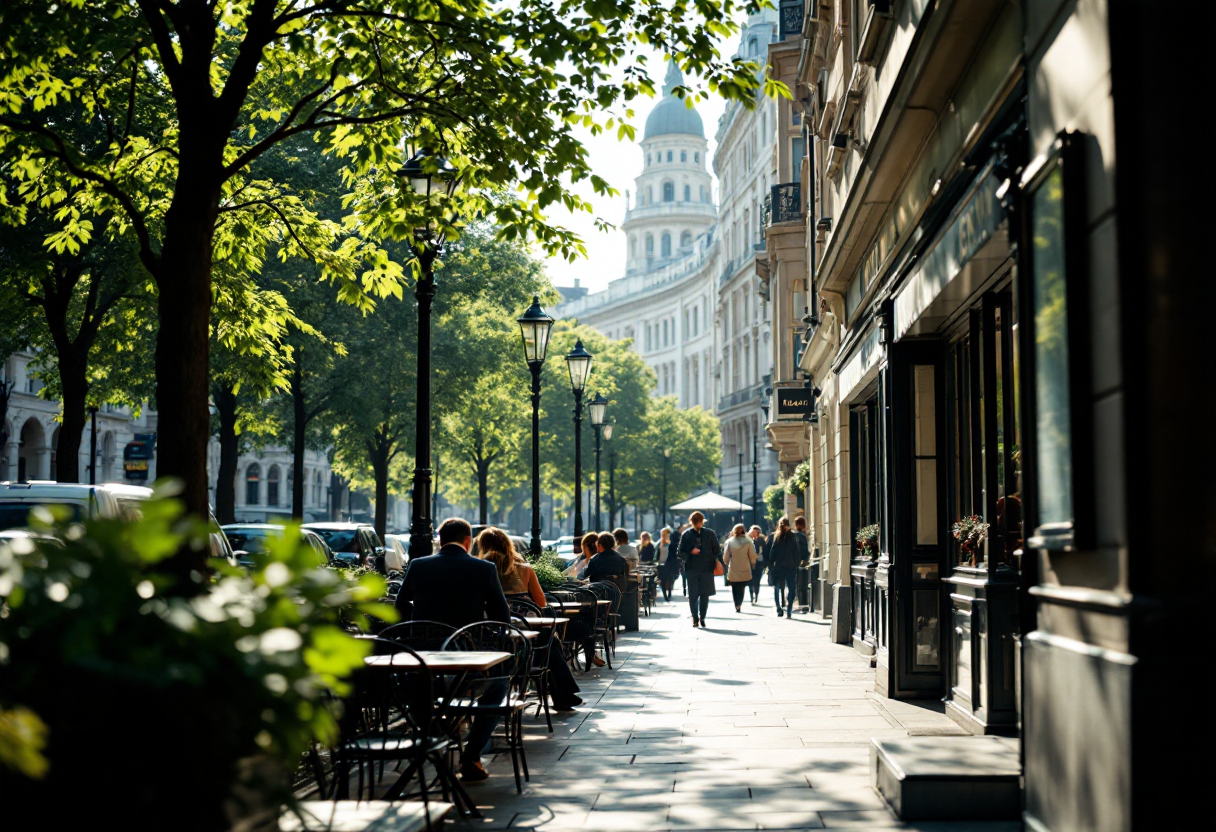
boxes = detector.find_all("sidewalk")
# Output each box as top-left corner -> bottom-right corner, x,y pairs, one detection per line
452,589 -> 1020,831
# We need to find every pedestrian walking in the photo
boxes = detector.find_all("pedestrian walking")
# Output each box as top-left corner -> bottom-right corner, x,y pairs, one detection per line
747,525 -> 767,604
722,523 -> 758,613
638,531 -> 656,563
656,527 -> 679,601
767,516 -> 801,618
677,511 -> 722,628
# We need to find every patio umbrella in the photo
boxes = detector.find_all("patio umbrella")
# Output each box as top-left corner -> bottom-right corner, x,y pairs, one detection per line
669,490 -> 752,512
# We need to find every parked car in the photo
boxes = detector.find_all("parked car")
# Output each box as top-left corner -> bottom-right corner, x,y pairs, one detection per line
382,534 -> 409,572
0,481 -> 124,529
302,522 -> 383,568
222,523 -> 332,568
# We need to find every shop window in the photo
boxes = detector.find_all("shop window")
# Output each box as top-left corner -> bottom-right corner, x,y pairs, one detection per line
850,394 -> 883,544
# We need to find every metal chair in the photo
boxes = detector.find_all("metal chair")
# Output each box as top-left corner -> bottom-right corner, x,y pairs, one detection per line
379,620 -> 457,651
440,622 -> 533,793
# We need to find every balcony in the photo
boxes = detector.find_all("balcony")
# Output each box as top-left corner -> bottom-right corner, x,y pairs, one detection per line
717,382 -> 764,414
769,182 -> 802,225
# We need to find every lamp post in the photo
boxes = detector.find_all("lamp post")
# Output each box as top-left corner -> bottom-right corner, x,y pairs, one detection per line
398,149 -> 463,558
752,434 -> 759,529
565,340 -> 593,557
661,448 -> 671,528
589,393 -> 608,533
603,424 -> 615,527
517,295 -> 555,556
738,451 -> 744,527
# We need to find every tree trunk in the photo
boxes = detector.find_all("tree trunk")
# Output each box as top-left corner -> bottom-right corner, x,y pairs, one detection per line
369,429 -> 390,542
213,384 -> 238,524
54,350 -> 89,483
477,458 -> 490,526
154,159 -> 220,559
291,359 -> 307,520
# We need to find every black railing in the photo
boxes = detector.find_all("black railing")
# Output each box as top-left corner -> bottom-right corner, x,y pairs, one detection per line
779,0 -> 804,38
770,182 -> 802,224
717,383 -> 764,413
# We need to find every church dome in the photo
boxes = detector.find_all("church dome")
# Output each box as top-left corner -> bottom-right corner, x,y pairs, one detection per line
643,61 -> 705,139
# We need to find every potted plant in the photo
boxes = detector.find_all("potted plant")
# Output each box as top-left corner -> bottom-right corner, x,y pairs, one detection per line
952,514 -> 991,567
0,489 -> 394,831
855,524 -> 879,561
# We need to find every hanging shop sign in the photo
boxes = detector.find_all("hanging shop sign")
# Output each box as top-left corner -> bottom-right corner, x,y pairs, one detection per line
775,387 -> 815,419
894,164 -> 1005,340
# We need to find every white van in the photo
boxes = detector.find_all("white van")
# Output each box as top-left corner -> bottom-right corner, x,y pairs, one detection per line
0,482 -> 125,530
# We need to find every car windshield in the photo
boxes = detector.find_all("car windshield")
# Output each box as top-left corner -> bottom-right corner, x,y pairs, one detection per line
224,529 -> 275,553
0,502 -> 84,531
311,529 -> 360,553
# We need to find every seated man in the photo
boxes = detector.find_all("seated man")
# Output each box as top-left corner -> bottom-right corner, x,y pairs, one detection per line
394,518 -> 510,783
613,528 -> 639,571
580,531 -> 628,584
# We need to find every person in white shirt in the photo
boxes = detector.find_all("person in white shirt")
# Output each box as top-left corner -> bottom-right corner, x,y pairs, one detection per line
613,527 -> 638,570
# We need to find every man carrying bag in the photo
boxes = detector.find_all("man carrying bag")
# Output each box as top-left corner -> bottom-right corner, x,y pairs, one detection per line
677,511 -> 723,628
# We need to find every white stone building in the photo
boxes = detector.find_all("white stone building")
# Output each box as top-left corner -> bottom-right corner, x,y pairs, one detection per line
3,350 -> 333,522
555,15 -> 781,524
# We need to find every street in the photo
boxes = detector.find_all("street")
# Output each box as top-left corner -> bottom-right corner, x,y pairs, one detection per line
456,592 -> 1020,831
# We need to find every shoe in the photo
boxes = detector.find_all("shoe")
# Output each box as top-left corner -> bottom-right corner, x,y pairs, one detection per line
691,618 -> 700,627
591,655 -> 606,667
735,605 -> 741,613
553,695 -> 583,711
460,762 -> 489,782
699,619 -> 707,628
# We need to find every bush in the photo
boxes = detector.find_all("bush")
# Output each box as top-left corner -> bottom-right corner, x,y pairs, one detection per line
764,481 -> 787,527
0,489 -> 395,831
787,460 -> 812,494
527,546 -> 568,590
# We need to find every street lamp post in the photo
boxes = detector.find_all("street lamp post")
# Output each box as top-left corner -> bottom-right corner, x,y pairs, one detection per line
661,448 -> 671,528
604,424 -> 615,527
738,451 -> 744,528
565,340 -> 593,558
752,434 -> 759,529
517,295 -> 555,556
398,149 -> 463,558
589,393 -> 608,533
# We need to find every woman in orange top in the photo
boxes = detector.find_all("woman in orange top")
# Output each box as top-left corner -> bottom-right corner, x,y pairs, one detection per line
476,527 -> 546,608
476,527 -> 582,709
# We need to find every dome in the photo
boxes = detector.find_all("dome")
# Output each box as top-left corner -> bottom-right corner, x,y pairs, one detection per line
643,61 -> 705,139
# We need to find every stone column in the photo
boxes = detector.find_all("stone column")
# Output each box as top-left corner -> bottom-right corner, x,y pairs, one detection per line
3,441 -> 18,482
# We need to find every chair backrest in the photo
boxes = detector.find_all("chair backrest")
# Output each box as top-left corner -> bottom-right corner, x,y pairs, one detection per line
569,586 -> 607,630
342,639 -> 434,743
379,620 -> 457,651
442,621 -> 533,694
588,581 -> 622,614
508,598 -> 542,617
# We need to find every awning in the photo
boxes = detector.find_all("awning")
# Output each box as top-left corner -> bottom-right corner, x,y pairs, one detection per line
669,491 -> 752,512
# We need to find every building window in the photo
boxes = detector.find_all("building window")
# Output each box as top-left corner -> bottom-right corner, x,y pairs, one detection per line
662,181 -> 674,202
313,470 -> 323,505
647,153 -> 651,165
663,320 -> 669,346
683,184 -> 691,202
681,150 -> 687,162
749,37 -> 758,56
667,150 -> 673,162
645,234 -> 654,255
661,233 -> 672,257
267,465 -> 281,507
647,186 -> 653,204
680,230 -> 692,249
630,236 -> 637,257
695,152 -> 700,163
245,464 -> 261,505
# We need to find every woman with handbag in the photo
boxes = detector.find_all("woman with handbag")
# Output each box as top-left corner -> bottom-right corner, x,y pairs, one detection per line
767,516 -> 801,618
722,524 -> 759,613
676,511 -> 723,627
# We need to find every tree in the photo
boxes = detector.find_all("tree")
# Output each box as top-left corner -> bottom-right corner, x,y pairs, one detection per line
538,321 -> 654,532
616,397 -> 721,521
0,211 -> 149,482
0,0 -> 768,545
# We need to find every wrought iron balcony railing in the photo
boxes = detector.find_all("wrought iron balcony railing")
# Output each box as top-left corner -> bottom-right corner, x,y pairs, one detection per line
769,182 -> 802,225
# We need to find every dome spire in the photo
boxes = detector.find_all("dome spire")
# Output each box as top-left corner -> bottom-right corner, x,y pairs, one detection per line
662,59 -> 684,96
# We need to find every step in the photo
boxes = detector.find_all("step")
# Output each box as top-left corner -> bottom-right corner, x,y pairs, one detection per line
871,736 -> 1021,821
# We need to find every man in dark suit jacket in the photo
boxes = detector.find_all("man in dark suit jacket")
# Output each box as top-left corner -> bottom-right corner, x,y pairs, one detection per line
579,531 -> 628,584
393,517 -> 510,782
394,518 -> 510,628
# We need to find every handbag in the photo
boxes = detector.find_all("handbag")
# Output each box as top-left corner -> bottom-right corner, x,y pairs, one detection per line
713,559 -> 724,577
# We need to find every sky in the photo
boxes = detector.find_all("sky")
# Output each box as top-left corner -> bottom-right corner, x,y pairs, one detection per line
540,52 -> 734,295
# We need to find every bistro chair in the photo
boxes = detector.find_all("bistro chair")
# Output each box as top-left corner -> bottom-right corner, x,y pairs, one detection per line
379,620 -> 457,651
440,622 -> 533,793
588,581 -> 621,659
514,601 -> 561,731
327,639 -> 450,831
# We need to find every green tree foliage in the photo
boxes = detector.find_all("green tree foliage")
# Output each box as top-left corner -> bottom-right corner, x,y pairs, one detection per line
0,0 -> 767,535
538,321 -> 653,530
616,397 -> 721,522
764,481 -> 786,527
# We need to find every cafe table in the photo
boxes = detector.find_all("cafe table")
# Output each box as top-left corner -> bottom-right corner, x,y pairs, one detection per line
361,650 -> 511,818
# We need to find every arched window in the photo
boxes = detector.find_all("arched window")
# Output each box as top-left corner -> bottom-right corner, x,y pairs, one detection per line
695,152 -> 700,163
267,465 -> 281,507
680,230 -> 692,249
662,181 -> 674,202
662,319 -> 669,346
245,464 -> 261,505
680,150 -> 687,162
683,184 -> 691,202
645,233 -> 654,255
661,233 -> 671,257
